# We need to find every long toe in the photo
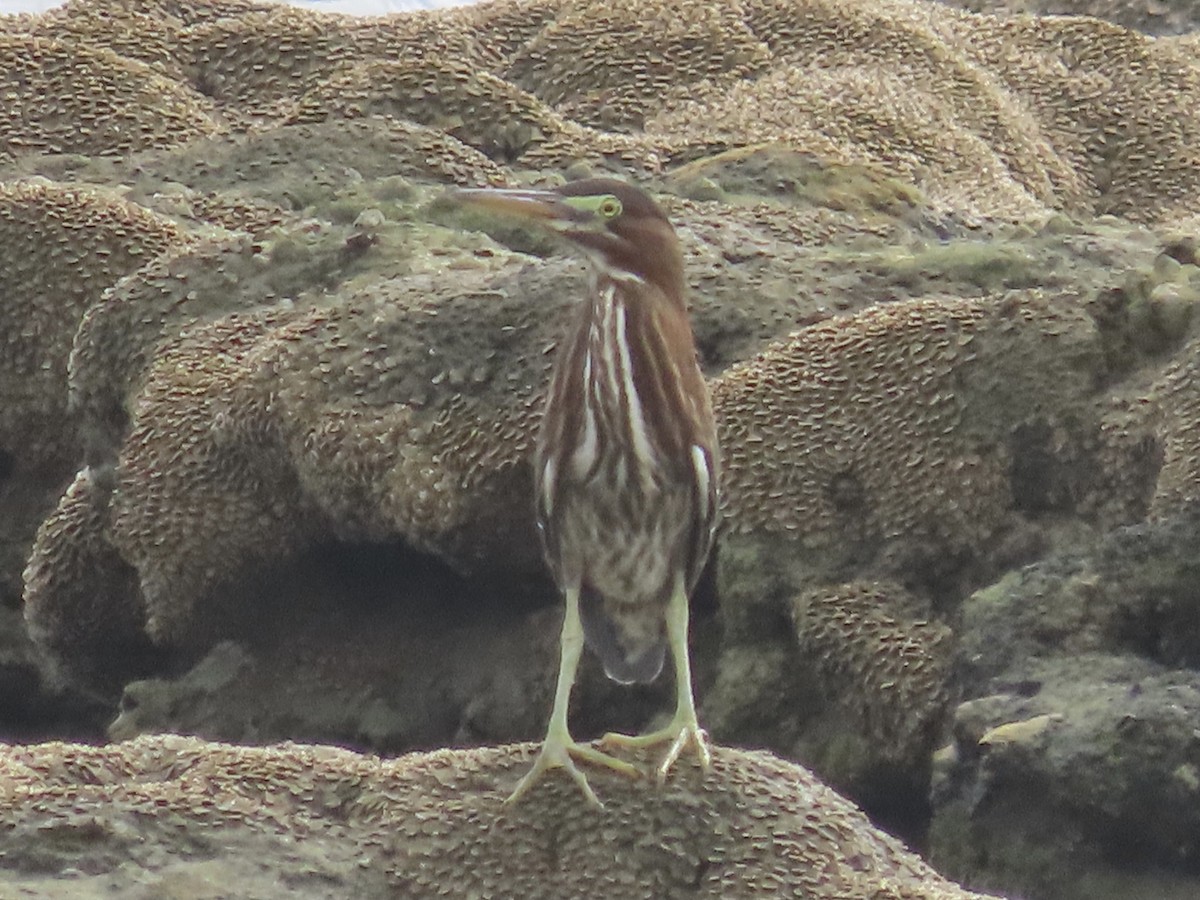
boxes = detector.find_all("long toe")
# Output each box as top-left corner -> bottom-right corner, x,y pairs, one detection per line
600,721 -> 711,782
506,740 -> 599,807
569,742 -> 642,780
598,727 -> 674,752
505,738 -> 640,808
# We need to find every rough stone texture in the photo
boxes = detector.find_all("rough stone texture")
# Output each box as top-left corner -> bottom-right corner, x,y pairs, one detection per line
934,655 -> 1200,900
0,735 -> 1001,900
957,506 -> 1200,690
501,0 -> 772,132
180,6 -> 361,120
1148,335 -> 1200,519
0,181 -> 189,467
937,507 -> 1200,898
942,13 -> 1200,222
83,259 -> 576,646
65,219 -> 386,466
108,309 -> 331,646
20,0 -> 195,81
4,0 -> 1196,221
96,553 -> 666,763
293,55 -> 570,164
68,233 -> 274,464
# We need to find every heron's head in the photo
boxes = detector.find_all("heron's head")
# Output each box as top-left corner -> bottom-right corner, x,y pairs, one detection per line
451,178 -> 683,293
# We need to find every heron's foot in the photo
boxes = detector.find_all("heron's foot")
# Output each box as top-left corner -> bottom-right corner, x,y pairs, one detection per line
505,733 -> 641,808
600,716 -> 711,782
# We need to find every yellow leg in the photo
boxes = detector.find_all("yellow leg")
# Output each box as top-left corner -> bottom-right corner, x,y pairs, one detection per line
506,585 -> 641,808
599,578 -> 711,781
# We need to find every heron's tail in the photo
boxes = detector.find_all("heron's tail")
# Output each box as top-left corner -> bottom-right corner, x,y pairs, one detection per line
578,585 -> 666,684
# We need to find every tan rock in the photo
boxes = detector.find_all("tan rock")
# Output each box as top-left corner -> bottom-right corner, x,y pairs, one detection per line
0,734 -> 1000,899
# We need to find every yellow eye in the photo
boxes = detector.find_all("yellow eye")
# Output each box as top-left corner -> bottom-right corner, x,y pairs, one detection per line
598,196 -> 622,219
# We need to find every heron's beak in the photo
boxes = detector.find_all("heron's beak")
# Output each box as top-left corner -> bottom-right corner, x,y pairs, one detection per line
448,188 -> 591,229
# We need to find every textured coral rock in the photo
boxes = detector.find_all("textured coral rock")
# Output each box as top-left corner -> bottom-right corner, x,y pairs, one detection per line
0,180 -> 189,463
68,234 -> 265,464
694,579 -> 956,839
793,581 -> 952,767
77,254 -> 573,644
0,34 -> 220,159
661,0 -> 1081,220
26,116 -> 507,233
179,6 -> 359,119
65,218 -> 384,466
108,310 -> 331,646
292,55 -> 568,162
22,467 -> 157,694
447,0 -> 564,70
158,116 -> 509,192
21,0 -> 192,81
0,181 -> 189,605
1165,31 -> 1200,59
945,14 -> 1200,222
264,269 -> 562,563
502,0 -> 771,131
957,505 -> 1200,689
704,571 -> 956,836
0,735 -> 1000,899
941,0 -> 1200,36
5,0 -> 1200,224
713,292 -> 1102,555
176,3 -> 476,123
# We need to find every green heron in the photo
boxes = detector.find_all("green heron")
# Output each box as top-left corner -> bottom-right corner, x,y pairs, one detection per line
452,178 -> 720,806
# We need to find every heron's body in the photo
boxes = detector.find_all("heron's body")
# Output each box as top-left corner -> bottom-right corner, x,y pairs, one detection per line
451,178 -> 718,806
540,268 -> 717,684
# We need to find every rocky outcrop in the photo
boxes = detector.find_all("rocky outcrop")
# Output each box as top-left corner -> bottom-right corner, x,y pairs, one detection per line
0,735 -> 1000,899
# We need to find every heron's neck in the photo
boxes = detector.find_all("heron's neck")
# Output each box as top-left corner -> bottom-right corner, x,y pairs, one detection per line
580,239 -> 685,309
586,265 -> 685,317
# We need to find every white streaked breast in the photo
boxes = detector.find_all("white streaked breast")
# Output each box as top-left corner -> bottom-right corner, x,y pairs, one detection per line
691,444 -> 710,509
615,303 -> 657,476
540,456 -> 557,518
572,376 -> 599,478
598,286 -> 623,410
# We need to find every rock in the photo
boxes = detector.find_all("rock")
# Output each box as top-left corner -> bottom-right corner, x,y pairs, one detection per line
0,734 -> 1001,899
932,654 -> 1200,900
937,507 -> 1200,897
